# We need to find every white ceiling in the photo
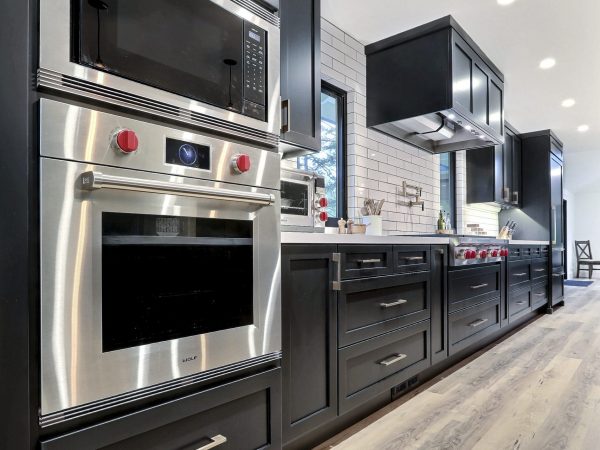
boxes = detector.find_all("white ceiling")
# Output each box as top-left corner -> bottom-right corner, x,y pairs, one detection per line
322,0 -> 600,153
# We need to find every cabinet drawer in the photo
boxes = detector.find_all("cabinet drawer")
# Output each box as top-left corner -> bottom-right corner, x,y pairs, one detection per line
339,272 -> 430,347
393,245 -> 431,274
449,299 -> 500,355
531,281 -> 549,309
509,287 -> 532,321
340,245 -> 394,279
339,320 -> 430,414
508,260 -> 531,288
531,258 -> 549,280
41,369 -> 281,450
448,265 -> 501,313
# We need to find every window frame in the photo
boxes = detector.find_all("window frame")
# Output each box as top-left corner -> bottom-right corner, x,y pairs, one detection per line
440,152 -> 457,230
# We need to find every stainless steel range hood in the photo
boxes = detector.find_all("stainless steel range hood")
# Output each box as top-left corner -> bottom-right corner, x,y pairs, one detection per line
366,16 -> 505,154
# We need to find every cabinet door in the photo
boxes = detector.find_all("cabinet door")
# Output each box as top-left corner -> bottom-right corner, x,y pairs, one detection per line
281,245 -> 337,443
489,80 -> 503,135
452,43 -> 472,113
550,153 -> 564,305
280,0 -> 321,152
512,134 -> 522,207
472,63 -> 489,125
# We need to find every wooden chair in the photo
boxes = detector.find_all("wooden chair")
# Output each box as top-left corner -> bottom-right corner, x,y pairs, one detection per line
575,240 -> 600,279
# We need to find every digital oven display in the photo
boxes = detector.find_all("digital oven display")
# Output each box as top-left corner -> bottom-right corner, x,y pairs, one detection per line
165,138 -> 210,170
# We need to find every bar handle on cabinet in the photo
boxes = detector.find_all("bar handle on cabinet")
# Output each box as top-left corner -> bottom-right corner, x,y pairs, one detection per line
515,301 -> 527,305
80,172 -> 275,206
470,283 -> 489,290
358,258 -> 382,264
513,272 -> 528,277
281,99 -> 291,133
403,256 -> 424,261
533,268 -> 546,273
552,273 -> 565,278
468,318 -> 489,328
196,435 -> 227,450
503,187 -> 510,202
379,353 -> 407,366
513,191 -> 519,205
379,299 -> 408,308
535,292 -> 546,296
332,253 -> 341,291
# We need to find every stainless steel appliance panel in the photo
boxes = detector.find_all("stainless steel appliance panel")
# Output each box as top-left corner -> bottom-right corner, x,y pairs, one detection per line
39,0 -> 281,146
40,158 -> 281,416
39,98 -> 280,191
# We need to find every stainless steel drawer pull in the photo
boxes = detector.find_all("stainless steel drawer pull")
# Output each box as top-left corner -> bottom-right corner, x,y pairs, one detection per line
403,256 -> 424,261
81,171 -> 275,206
379,353 -> 408,366
533,268 -> 546,272
196,434 -> 227,450
516,301 -> 527,305
470,283 -> 489,290
468,318 -> 489,328
535,292 -> 546,296
358,258 -> 382,264
552,273 -> 565,278
379,299 -> 408,308
332,253 -> 341,291
513,272 -> 528,277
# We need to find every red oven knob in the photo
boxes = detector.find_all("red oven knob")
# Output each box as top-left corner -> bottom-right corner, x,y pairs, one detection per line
318,197 -> 328,208
232,154 -> 251,174
318,211 -> 328,222
479,250 -> 488,259
115,129 -> 139,153
491,250 -> 499,257
500,249 -> 508,257
469,250 -> 477,259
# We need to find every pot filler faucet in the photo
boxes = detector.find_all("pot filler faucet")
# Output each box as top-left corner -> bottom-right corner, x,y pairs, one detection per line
398,181 -> 425,211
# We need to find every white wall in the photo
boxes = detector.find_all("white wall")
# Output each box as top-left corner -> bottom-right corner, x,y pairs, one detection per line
318,19 -> 498,234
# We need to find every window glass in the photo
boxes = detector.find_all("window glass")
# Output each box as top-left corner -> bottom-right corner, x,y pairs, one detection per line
440,152 -> 456,229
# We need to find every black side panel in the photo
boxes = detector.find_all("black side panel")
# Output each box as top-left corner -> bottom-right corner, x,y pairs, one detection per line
281,245 -> 338,443
430,245 -> 448,365
280,0 -> 321,152
0,1 -> 36,448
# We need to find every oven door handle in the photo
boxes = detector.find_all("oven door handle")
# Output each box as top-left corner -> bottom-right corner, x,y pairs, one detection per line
81,171 -> 275,206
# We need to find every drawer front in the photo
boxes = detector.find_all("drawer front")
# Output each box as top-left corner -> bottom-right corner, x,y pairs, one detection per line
508,260 -> 531,288
509,287 -> 532,321
339,272 -> 430,347
339,320 -> 430,414
41,369 -> 281,450
393,245 -> 431,274
509,246 -> 532,261
340,245 -> 394,279
531,281 -> 549,309
531,258 -> 549,280
449,299 -> 501,355
448,265 -> 501,313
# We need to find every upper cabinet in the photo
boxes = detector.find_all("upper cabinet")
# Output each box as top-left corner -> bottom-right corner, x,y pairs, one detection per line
365,16 -> 504,154
279,0 -> 321,156
466,121 -> 521,208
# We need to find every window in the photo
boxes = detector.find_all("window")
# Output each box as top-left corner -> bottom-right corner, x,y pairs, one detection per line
296,82 -> 347,225
440,152 -> 456,230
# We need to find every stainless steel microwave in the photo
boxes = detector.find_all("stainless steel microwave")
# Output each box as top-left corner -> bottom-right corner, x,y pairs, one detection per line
38,0 -> 281,147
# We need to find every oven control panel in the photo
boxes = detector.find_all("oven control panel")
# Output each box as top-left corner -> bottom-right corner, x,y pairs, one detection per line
165,138 -> 211,171
243,23 -> 266,107
452,245 -> 508,266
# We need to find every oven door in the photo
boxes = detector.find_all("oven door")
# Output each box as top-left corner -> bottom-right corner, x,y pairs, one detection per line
38,0 -> 280,147
40,158 -> 281,421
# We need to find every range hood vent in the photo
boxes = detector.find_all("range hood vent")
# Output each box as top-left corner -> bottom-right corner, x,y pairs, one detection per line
366,16 -> 505,154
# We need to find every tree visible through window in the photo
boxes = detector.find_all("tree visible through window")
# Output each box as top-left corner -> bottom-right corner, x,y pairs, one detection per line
296,83 -> 346,223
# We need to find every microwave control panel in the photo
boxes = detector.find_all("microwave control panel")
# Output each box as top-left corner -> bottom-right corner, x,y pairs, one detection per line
243,22 -> 266,107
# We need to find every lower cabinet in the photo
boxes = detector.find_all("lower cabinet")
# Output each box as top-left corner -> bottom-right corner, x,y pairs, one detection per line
509,286 -> 532,320
41,368 -> 282,450
531,280 -> 549,309
338,320 -> 430,414
448,298 -> 501,355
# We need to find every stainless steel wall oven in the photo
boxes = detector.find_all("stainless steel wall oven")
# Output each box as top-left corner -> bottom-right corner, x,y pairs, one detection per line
39,98 -> 281,425
38,0 -> 280,147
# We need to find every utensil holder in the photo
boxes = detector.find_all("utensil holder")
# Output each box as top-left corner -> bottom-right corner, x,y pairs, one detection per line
363,215 -> 383,236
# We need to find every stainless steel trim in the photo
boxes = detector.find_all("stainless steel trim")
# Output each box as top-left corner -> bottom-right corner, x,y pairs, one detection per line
513,272 -> 528,277
81,171 -> 276,205
553,273 -> 565,278
379,354 -> 408,366
513,191 -> 519,204
402,256 -> 424,261
39,0 -> 281,145
332,253 -> 341,291
535,292 -> 546,296
39,352 -> 282,427
358,258 -> 382,264
379,299 -> 408,308
470,283 -> 489,290
516,301 -> 527,305
468,318 -> 489,328
196,435 -> 228,450
533,268 -> 546,272
231,0 -> 279,26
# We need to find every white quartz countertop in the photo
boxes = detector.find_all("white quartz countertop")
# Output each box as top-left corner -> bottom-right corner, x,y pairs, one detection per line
508,240 -> 551,246
281,232 -> 451,245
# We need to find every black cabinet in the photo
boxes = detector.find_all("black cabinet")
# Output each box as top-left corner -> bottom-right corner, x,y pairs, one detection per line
430,245 -> 448,365
466,121 -> 522,207
448,298 -> 501,355
279,0 -> 321,155
41,368 -> 282,450
281,245 -> 337,443
500,131 -> 565,308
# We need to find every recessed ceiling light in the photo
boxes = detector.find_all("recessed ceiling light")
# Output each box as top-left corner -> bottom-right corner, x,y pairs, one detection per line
539,58 -> 556,69
561,98 -> 576,108
577,124 -> 590,132
497,0 -> 515,5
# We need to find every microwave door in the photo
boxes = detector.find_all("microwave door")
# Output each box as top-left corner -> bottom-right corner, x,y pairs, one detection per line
40,158 -> 281,418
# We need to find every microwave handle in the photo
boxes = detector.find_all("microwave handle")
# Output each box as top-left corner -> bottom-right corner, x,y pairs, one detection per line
80,171 -> 275,206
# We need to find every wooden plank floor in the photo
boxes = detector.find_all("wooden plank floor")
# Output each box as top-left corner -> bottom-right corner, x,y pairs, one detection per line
316,283 -> 600,450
